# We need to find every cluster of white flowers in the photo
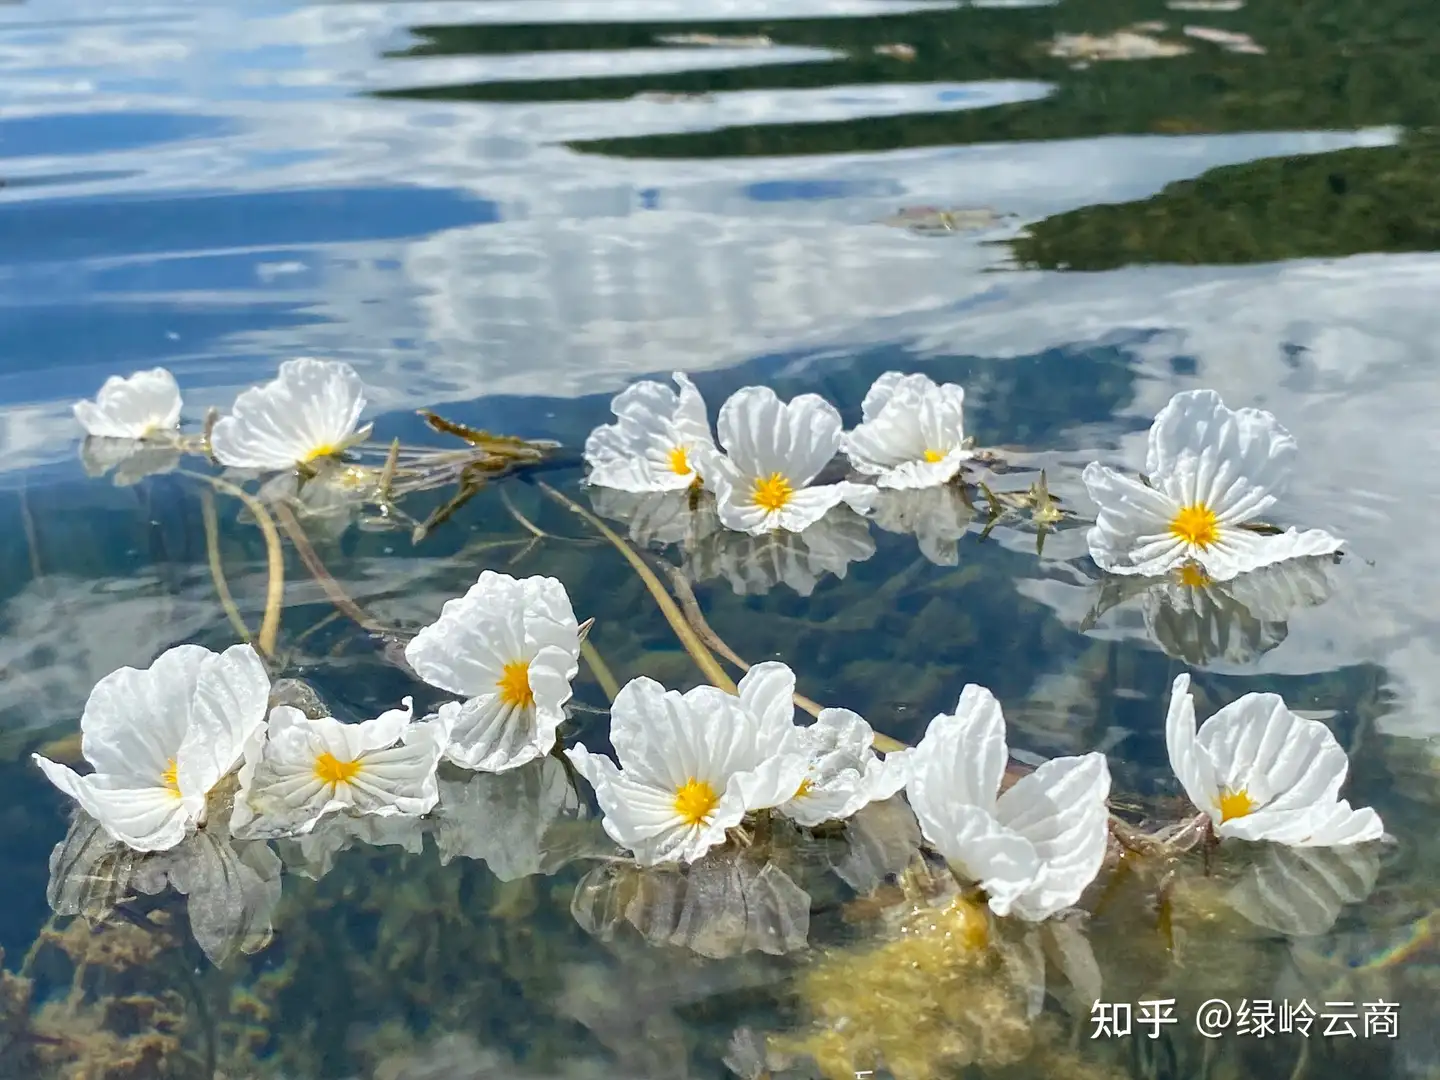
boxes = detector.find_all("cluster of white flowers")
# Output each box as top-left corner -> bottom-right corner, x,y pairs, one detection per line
50,363 -> 1382,933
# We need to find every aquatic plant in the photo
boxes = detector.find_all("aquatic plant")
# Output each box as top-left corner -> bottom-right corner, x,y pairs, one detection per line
7,358 -> 1399,1080
72,367 -> 183,441
1082,388 -> 1344,581
1164,673 -> 1385,846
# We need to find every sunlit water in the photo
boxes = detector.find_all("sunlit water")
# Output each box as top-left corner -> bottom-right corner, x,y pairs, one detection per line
2,1 -> 1439,1077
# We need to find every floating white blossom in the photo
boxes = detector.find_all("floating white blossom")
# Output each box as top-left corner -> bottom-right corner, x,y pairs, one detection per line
231,698 -> 449,839
403,572 -> 581,773
583,372 -> 718,493
588,484 -> 724,551
33,643 -> 270,853
565,668 -> 808,867
777,705 -> 912,827
687,504 -> 875,597
1082,389 -> 1343,582
209,357 -> 372,471
708,386 -> 876,535
72,367 -> 183,439
1164,673 -> 1384,847
906,685 -> 1111,921
841,371 -> 974,488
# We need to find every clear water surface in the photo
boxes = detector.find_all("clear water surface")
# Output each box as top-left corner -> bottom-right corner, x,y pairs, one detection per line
1,1 -> 1438,1078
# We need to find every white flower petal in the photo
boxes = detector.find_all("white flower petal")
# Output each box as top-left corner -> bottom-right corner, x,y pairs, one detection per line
736,661 -> 798,739
923,802 -> 1042,917
1164,673 -> 1220,821
1197,693 -> 1346,812
1193,526 -> 1345,581
584,374 -> 714,492
996,753 -> 1111,921
34,759 -> 198,852
909,684 -> 1009,817
175,643 -> 270,800
1145,389 -> 1297,513
842,372 -> 971,488
79,643 -> 211,784
210,358 -> 367,471
341,709 -> 448,817
1082,462 -> 1186,577
73,368 -> 182,439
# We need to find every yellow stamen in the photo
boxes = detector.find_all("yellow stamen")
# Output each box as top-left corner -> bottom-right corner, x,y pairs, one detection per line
1170,503 -> 1220,549
794,778 -> 814,799
922,448 -> 945,463
302,442 -> 342,464
1176,562 -> 1209,588
314,752 -> 362,787
668,445 -> 692,476
496,660 -> 535,708
161,759 -> 180,797
1218,786 -> 1256,823
674,777 -> 720,826
752,472 -> 793,512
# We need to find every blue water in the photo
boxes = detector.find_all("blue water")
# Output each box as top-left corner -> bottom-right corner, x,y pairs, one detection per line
2,2 -> 1438,1078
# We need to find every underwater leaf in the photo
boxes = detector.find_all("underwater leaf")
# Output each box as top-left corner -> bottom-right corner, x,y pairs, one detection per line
47,805 -> 282,965
1225,842 -> 1380,938
829,794 -> 924,895
572,849 -> 812,959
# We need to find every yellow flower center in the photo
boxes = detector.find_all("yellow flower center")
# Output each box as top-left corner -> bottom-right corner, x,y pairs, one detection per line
922,448 -> 945,463
668,445 -> 692,476
314,752 -> 362,787
1218,786 -> 1256,823
302,442 -> 342,464
673,777 -> 720,826
496,660 -> 535,708
794,777 -> 814,799
1176,562 -> 1210,588
161,758 -> 180,797
752,472 -> 793,512
1170,503 -> 1220,549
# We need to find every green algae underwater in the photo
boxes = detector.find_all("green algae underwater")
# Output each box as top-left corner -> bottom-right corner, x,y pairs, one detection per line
0,350 -> 1435,1080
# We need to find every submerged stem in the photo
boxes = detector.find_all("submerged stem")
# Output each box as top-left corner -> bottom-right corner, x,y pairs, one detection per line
200,487 -> 254,646
537,482 -> 737,694
182,470 -> 284,659
580,639 -> 621,703
271,501 -> 389,635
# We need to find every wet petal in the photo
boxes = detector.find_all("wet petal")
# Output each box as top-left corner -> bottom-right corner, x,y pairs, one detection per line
210,358 -> 367,470
73,368 -> 182,439
1164,673 -> 1220,821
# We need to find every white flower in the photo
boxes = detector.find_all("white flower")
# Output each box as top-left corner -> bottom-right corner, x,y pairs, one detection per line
709,386 -> 877,535
583,372 -> 718,492
403,572 -> 580,773
33,643 -> 270,853
1082,389 -> 1343,582
686,504 -> 875,596
230,698 -> 448,839
776,705 -> 912,827
870,484 -> 976,565
73,368 -> 183,439
210,357 -> 372,471
841,371 -> 974,489
906,685 -> 1111,921
1164,673 -> 1384,847
565,668 -> 808,866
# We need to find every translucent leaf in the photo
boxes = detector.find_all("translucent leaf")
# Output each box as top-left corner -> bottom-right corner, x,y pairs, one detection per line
829,794 -> 924,894
572,849 -> 811,959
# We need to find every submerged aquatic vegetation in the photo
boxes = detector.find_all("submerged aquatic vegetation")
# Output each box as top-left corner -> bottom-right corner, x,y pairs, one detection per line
20,359 -> 1416,1079
1164,673 -> 1385,846
1082,389 -> 1344,581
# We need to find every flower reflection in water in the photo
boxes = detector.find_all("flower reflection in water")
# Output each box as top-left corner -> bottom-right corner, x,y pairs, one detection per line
1082,554 -> 1339,667
685,504 -> 876,597
869,483 -> 976,566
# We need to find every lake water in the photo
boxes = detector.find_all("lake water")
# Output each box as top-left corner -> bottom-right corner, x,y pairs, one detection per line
2,1 -> 1438,1077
